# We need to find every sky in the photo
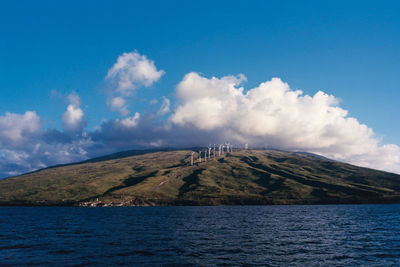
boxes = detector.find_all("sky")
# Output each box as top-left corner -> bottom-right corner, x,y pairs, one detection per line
1,0 -> 400,177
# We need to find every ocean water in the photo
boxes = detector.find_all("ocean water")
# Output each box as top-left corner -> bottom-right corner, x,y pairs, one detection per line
1,204 -> 400,266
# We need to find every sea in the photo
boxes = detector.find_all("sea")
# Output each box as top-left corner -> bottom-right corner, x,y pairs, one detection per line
1,204 -> 399,266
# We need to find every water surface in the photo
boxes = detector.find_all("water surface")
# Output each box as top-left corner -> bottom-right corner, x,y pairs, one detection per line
1,204 -> 400,266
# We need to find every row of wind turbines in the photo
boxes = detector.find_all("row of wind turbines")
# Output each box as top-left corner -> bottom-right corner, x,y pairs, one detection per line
190,143 -> 248,166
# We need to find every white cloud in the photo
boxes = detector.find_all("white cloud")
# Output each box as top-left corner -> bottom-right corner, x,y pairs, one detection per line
109,96 -> 129,116
106,51 -> 165,94
119,112 -> 140,128
62,92 -> 85,133
0,111 -> 41,145
171,72 -> 400,173
105,51 -> 165,116
158,96 -> 170,115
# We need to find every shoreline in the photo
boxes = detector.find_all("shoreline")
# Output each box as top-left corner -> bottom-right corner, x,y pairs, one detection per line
2,197 -> 400,207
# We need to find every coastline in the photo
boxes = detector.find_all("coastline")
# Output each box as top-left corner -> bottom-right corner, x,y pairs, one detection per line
2,196 -> 400,207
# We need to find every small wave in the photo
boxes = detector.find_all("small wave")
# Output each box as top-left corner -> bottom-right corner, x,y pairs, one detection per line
0,244 -> 31,250
221,248 -> 244,254
117,250 -> 155,256
374,253 -> 399,258
331,255 -> 353,260
48,249 -> 76,255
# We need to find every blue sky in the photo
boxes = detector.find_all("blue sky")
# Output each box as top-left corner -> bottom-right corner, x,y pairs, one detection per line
1,0 -> 400,176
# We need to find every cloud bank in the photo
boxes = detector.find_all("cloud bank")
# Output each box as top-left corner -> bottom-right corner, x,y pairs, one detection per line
171,73 -> 400,173
0,110 -> 92,177
1,52 -> 400,177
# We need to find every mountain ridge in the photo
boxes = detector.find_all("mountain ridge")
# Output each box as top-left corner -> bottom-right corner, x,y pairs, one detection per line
1,149 -> 399,206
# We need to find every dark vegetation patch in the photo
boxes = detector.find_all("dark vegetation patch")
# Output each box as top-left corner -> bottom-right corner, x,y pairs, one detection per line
178,169 -> 205,197
132,166 -> 145,172
96,171 -> 158,198
163,170 -> 172,175
274,158 -> 288,163
166,163 -> 184,169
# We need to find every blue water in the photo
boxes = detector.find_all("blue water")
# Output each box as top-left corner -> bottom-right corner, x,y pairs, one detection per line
1,205 -> 400,266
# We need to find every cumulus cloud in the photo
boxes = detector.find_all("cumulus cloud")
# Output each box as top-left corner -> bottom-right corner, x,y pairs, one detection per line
106,51 -> 165,93
62,92 -> 85,133
106,51 -> 165,115
119,112 -> 141,128
171,72 -> 400,173
0,111 -> 41,146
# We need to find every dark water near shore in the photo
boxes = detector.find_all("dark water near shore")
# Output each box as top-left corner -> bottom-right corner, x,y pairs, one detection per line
1,205 -> 400,266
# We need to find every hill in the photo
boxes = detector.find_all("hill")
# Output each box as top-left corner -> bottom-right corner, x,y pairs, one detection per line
0,149 -> 400,206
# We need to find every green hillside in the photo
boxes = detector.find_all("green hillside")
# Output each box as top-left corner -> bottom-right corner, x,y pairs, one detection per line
1,149 -> 400,206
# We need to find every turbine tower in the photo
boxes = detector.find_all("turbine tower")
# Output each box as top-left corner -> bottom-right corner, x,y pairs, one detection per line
191,152 -> 194,166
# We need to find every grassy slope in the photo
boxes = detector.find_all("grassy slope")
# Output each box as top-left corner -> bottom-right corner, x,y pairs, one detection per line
0,150 -> 399,205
